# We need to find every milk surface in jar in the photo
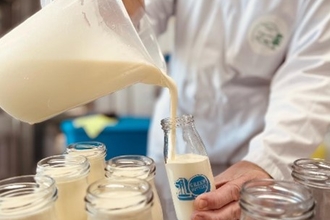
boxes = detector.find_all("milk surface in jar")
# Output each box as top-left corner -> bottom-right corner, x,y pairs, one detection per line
36,154 -> 90,220
85,177 -> 154,220
0,0 -> 178,125
0,175 -> 58,220
66,141 -> 106,184
161,115 -> 216,220
105,155 -> 163,220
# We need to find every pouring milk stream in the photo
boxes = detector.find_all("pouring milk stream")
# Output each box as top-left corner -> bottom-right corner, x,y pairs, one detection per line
0,0 -> 215,219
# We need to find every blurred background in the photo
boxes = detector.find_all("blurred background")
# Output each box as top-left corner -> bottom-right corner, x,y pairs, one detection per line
0,0 -> 175,180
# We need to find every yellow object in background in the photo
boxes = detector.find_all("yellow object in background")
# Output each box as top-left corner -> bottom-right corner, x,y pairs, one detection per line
311,143 -> 326,159
73,114 -> 118,139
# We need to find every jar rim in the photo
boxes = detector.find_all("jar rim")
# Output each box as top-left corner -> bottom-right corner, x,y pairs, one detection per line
36,154 -> 90,182
240,179 -> 315,219
66,141 -> 107,158
0,175 -> 58,217
105,155 -> 155,180
291,158 -> 330,189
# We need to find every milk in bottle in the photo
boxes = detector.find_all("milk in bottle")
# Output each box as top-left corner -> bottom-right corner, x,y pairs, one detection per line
0,175 -> 58,220
36,154 -> 90,220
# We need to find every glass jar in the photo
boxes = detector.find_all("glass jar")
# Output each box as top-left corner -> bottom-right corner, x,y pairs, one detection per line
85,177 -> 154,220
0,175 -> 58,220
161,114 -> 216,220
66,141 -> 106,184
292,158 -> 330,220
105,155 -> 163,220
239,179 -> 315,220
36,154 -> 90,220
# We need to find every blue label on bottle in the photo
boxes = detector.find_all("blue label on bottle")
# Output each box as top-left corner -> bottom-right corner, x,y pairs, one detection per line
174,174 -> 211,201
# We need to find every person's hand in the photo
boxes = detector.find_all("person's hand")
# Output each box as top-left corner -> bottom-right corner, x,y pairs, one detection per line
191,161 -> 272,220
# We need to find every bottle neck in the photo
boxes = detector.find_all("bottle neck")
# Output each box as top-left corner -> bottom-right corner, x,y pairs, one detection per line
161,114 -> 194,131
161,114 -> 208,163
0,175 -> 57,218
86,177 -> 153,220
240,179 -> 315,220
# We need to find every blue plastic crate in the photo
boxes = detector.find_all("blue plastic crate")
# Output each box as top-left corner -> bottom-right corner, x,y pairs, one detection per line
60,116 -> 150,160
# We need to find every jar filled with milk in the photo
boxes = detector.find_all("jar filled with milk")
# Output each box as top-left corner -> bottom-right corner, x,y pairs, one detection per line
66,141 -> 107,184
105,155 -> 163,220
85,177 -> 154,220
161,114 -> 216,220
36,154 -> 90,220
0,175 -> 58,220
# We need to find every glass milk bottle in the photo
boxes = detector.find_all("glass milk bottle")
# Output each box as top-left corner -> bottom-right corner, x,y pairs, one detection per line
292,158 -> 330,220
37,154 -> 90,220
239,179 -> 315,220
161,114 -> 216,220
85,177 -> 154,220
66,141 -> 106,184
105,155 -> 163,220
0,175 -> 58,220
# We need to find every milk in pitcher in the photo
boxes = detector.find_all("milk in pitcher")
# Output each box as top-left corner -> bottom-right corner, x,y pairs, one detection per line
0,0 -> 178,125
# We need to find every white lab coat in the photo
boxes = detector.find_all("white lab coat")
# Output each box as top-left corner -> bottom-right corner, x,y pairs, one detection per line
147,0 -> 330,178
146,0 -> 330,218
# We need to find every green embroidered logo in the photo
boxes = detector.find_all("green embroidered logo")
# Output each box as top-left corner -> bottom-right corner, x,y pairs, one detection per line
253,22 -> 283,50
249,16 -> 287,55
